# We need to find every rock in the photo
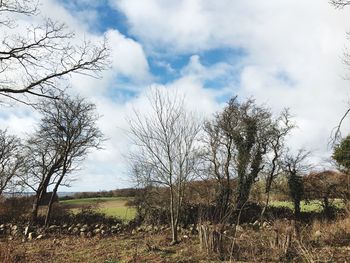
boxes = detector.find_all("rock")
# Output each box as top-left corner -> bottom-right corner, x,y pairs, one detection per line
0,224 -> 5,229
72,227 -> 79,235
252,220 -> 260,230
80,227 -> 87,232
314,230 -> 322,239
36,234 -> 44,240
111,224 -> 121,230
262,222 -> 269,228
49,225 -> 58,230
236,225 -> 244,232
93,228 -> 101,234
131,229 -> 137,235
24,226 -> 30,236
62,224 -> 68,228
11,225 -> 19,236
80,232 -> 85,237
28,232 -> 34,241
183,235 -> 189,239
101,230 -> 106,235
86,232 -> 93,238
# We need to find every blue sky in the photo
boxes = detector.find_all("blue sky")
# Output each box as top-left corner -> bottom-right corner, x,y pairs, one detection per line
2,0 -> 350,191
59,0 -> 245,91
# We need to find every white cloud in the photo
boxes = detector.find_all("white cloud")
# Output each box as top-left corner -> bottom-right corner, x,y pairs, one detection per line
4,0 -> 350,191
112,0 -> 350,166
107,30 -> 151,82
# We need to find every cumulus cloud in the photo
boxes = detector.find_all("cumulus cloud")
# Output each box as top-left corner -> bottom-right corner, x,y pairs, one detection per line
3,0 -> 350,190
112,0 -> 350,165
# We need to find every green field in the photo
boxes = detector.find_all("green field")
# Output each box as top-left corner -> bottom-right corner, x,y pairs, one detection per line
60,197 -> 136,222
270,199 -> 345,212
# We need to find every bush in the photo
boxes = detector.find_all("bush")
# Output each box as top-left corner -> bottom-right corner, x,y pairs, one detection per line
0,196 -> 33,222
34,206 -> 123,226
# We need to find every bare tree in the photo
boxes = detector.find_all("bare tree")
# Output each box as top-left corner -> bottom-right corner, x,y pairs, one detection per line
0,129 -> 24,196
0,0 -> 108,104
0,0 -> 38,27
128,88 -> 201,244
202,114 -> 235,223
330,1 -> 350,142
260,109 -> 295,219
23,95 -> 103,224
330,0 -> 350,8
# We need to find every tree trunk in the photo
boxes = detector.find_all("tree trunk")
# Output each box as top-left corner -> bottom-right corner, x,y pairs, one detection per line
260,190 -> 271,221
169,187 -> 178,244
235,181 -> 252,210
31,160 -> 63,223
294,200 -> 301,220
31,187 -> 46,223
31,196 -> 40,223
45,175 -> 64,226
199,224 -> 224,255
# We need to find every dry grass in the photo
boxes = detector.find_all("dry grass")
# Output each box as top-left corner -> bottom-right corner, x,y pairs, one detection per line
0,232 -> 212,263
1,217 -> 350,262
310,216 -> 350,246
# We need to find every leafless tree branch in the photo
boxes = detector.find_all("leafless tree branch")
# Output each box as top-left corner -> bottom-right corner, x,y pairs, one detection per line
0,1 -> 109,104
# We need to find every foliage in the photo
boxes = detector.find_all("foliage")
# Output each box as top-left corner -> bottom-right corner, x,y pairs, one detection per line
333,134 -> 350,171
203,97 -> 283,224
282,149 -> 310,219
304,170 -> 350,212
0,196 -> 32,222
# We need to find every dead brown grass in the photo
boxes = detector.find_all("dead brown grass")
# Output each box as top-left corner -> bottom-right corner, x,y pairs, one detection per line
1,218 -> 350,263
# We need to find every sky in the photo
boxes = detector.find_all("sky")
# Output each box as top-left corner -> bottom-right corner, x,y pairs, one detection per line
1,0 -> 350,191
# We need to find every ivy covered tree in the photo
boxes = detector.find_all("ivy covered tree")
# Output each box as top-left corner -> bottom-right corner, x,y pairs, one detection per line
282,149 -> 310,219
333,134 -> 350,172
333,135 -> 350,199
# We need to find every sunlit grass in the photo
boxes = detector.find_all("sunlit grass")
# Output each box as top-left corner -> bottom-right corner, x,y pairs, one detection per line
60,197 -> 130,205
60,197 -> 136,222
270,199 -> 345,212
98,207 -> 136,221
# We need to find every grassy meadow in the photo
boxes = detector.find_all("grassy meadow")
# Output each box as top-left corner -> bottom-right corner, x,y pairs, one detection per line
270,199 -> 345,212
60,197 -> 136,222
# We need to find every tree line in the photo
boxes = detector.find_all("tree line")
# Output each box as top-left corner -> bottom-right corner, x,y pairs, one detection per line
127,88 -> 350,245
